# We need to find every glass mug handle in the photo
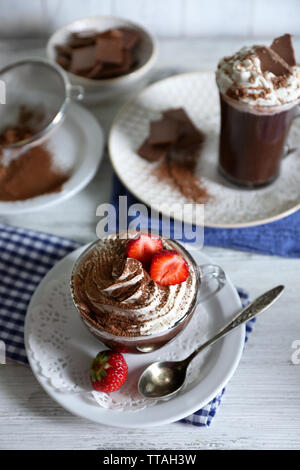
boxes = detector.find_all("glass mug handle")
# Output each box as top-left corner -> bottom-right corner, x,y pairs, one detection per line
284,104 -> 300,157
197,264 -> 226,304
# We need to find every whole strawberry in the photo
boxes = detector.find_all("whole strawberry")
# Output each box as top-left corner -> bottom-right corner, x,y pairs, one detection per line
89,350 -> 128,393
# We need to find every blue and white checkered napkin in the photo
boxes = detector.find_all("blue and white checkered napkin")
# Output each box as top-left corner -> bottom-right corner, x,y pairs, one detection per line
0,223 -> 255,427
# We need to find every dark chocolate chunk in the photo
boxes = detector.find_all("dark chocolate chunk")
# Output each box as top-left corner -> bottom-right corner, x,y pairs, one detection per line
97,29 -> 123,40
55,44 -> 72,57
68,35 -> 95,48
148,118 -> 180,145
256,46 -> 292,76
162,108 -> 205,148
70,45 -> 96,73
138,139 -> 170,162
100,50 -> 133,77
271,34 -> 296,67
56,54 -> 70,69
96,37 -> 123,64
55,27 -> 142,79
118,27 -> 142,50
72,30 -> 98,40
86,62 -> 104,78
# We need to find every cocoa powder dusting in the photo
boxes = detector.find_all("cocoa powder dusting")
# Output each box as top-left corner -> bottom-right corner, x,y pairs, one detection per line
0,146 -> 69,201
153,144 -> 210,204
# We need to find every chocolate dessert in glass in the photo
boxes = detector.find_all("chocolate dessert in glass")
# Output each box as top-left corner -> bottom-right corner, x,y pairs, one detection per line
70,231 -> 225,353
216,34 -> 300,188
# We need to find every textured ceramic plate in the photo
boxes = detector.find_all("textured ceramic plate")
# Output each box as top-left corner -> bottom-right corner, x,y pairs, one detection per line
24,244 -> 244,428
0,102 -> 104,214
109,71 -> 300,228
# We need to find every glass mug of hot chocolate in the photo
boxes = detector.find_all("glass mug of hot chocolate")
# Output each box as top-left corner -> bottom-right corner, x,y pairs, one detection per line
216,34 -> 300,188
70,231 -> 225,353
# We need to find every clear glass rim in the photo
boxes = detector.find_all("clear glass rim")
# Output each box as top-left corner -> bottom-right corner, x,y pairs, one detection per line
0,57 -> 71,149
219,90 -> 300,115
70,232 -> 200,341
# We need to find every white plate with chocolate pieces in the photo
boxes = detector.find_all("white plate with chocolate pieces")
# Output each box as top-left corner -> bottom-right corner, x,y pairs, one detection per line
109,35 -> 300,228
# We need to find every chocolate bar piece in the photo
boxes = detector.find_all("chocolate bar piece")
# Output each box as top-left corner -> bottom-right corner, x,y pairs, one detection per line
256,46 -> 292,76
55,27 -> 142,79
138,139 -> 170,162
138,107 -> 205,165
271,34 -> 296,67
118,27 -> 141,50
68,36 -> 95,48
70,45 -> 96,73
86,63 -> 103,79
163,108 -> 205,147
148,118 -> 180,145
97,29 -> 123,40
96,37 -> 124,64
56,55 -> 70,69
96,50 -> 133,78
72,30 -> 98,39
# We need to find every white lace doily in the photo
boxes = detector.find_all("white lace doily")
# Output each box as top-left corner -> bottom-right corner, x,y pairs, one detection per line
27,275 -> 213,412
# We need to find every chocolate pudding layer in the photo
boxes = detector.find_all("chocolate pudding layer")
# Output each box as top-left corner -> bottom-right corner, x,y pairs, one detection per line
72,234 -> 197,337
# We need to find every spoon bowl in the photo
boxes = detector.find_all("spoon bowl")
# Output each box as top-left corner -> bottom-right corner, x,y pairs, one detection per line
138,361 -> 188,399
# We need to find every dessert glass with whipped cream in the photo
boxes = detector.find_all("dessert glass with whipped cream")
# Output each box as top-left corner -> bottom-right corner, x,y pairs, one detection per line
216,34 -> 300,188
70,232 -> 225,353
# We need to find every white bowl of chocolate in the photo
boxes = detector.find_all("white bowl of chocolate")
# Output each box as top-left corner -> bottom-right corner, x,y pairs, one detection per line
47,16 -> 157,103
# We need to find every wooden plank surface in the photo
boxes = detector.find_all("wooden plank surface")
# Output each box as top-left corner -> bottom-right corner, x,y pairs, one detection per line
0,37 -> 300,450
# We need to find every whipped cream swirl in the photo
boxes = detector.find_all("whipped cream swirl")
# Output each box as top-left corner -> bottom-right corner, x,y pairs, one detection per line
72,236 -> 197,336
216,45 -> 300,106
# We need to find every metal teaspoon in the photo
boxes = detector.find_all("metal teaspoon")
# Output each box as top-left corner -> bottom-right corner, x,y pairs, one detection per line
138,285 -> 284,400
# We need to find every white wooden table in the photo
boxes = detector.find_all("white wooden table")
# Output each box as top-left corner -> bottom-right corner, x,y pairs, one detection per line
0,38 -> 300,450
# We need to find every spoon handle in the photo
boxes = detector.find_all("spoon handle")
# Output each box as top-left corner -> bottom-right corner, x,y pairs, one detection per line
184,285 -> 285,365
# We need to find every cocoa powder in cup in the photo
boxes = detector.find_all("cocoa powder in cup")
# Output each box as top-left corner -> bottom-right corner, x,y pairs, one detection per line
0,106 -> 69,201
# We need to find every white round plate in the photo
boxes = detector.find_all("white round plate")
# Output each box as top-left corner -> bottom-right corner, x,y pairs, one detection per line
109,71 -> 300,228
0,102 -> 104,214
24,243 -> 244,428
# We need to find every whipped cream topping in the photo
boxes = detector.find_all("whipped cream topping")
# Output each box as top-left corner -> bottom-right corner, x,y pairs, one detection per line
72,235 -> 197,336
216,45 -> 300,106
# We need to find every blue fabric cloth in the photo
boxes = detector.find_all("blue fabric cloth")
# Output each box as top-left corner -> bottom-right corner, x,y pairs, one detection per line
111,174 -> 300,258
0,223 -> 254,427
0,224 -> 80,363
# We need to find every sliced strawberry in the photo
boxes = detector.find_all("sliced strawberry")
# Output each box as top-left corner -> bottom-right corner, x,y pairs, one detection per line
126,233 -> 163,265
150,250 -> 189,286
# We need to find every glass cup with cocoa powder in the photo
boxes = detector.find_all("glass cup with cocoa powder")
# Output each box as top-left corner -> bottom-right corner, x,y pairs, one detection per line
216,34 -> 300,188
0,58 -> 84,202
